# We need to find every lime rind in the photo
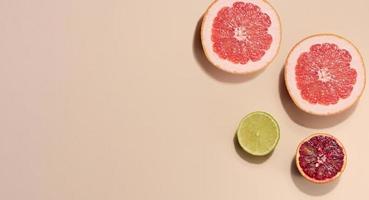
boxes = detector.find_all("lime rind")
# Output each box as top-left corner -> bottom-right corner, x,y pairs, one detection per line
237,111 -> 280,156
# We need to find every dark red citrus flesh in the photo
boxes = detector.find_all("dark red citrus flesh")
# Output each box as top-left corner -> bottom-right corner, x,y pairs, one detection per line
296,43 -> 357,105
211,2 -> 272,64
298,135 -> 345,181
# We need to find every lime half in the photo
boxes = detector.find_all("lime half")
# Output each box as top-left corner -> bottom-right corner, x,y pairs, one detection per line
237,111 -> 280,156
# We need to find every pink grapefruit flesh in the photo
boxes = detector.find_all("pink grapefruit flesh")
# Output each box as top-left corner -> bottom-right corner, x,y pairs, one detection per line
201,0 -> 281,74
285,34 -> 366,115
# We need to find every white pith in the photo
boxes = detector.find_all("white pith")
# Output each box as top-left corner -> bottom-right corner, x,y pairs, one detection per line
285,35 -> 365,115
317,68 -> 332,82
202,0 -> 281,74
234,26 -> 248,41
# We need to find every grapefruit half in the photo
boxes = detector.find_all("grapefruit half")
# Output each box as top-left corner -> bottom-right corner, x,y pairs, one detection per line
201,0 -> 281,74
285,34 -> 366,115
296,133 -> 346,184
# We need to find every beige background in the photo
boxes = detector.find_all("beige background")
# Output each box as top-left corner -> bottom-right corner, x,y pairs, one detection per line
0,0 -> 369,199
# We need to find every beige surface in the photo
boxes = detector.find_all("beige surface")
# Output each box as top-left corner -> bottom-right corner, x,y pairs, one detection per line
0,0 -> 369,199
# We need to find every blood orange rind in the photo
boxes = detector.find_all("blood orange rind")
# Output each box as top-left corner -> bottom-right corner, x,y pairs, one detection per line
201,0 -> 282,74
285,33 -> 366,116
295,133 -> 347,184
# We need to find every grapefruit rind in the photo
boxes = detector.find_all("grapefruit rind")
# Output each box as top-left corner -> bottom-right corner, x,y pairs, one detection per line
295,133 -> 347,184
201,0 -> 282,74
285,33 -> 366,116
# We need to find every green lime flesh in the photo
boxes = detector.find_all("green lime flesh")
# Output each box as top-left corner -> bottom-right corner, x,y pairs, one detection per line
237,111 -> 280,156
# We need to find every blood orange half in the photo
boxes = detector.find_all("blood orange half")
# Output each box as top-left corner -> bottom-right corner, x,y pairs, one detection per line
201,0 -> 281,74
296,133 -> 346,184
285,34 -> 366,115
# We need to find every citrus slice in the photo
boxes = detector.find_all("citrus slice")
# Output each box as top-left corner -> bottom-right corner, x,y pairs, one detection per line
285,34 -> 366,115
237,111 -> 280,156
296,133 -> 347,184
201,0 -> 281,74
